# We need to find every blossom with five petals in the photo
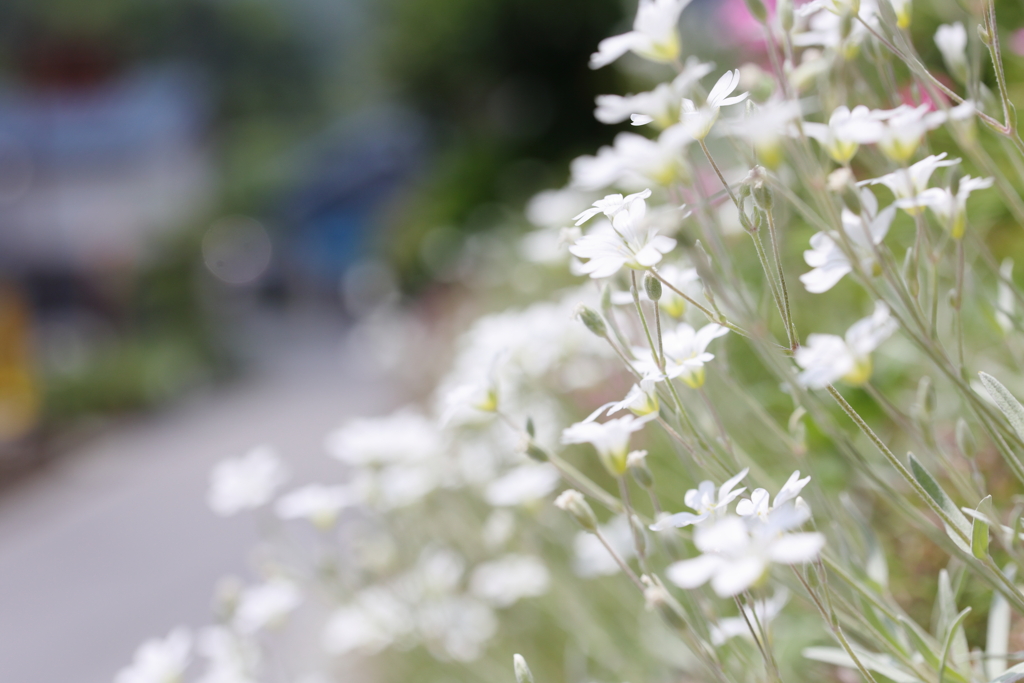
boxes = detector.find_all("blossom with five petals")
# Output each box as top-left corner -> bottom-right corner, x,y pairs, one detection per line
795,301 -> 897,388
736,470 -> 811,521
913,175 -> 994,239
589,0 -> 692,69
650,468 -> 748,530
860,152 -> 960,214
632,322 -> 729,388
595,58 -> 714,128
680,70 -> 749,140
800,189 -> 896,293
561,412 -> 658,477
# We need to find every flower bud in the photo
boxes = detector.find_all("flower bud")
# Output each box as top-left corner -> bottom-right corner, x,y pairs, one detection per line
840,8 -> 854,40
627,450 -> 654,489
744,0 -> 769,24
554,489 -> 597,531
643,579 -> 688,631
978,24 -> 992,46
644,273 -> 663,301
513,654 -> 535,683
750,171 -> 774,212
778,0 -> 794,32
575,304 -> 607,338
525,442 -> 549,463
525,417 -> 536,438
916,376 -> 937,418
956,418 -> 977,458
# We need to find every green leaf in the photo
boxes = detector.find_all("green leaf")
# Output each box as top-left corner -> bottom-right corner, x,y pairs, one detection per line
936,570 -> 970,672
987,569 -> 1014,680
908,453 -> 971,537
898,615 -> 942,670
979,372 -> 1024,442
939,608 -> 972,683
803,646 -> 923,683
972,496 -> 992,559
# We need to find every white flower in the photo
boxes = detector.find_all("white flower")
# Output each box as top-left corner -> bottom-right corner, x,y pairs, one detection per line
680,70 -> 749,140
862,105 -> 948,162
914,175 -> 994,239
470,554 -> 550,607
325,408 -> 443,466
633,322 -> 729,388
736,470 -> 811,521
997,258 -> 1015,333
935,23 -> 968,83
208,446 -> 288,517
665,508 -> 824,597
440,381 -> 499,426
801,105 -> 882,164
233,579 -> 302,634
275,484 -> 356,528
711,589 -> 790,645
525,187 -> 597,229
116,628 -> 192,683
795,301 -> 897,388
482,509 -> 516,549
322,588 -> 413,656
570,126 -> 694,191
194,627 -> 259,683
650,468 -> 748,530
652,263 -> 701,317
416,596 -> 498,662
793,4 -> 871,54
572,516 -> 636,577
574,189 -> 652,229
569,220 -> 677,278
595,58 -> 714,127
861,152 -> 960,213
722,98 -> 802,169
607,380 -> 661,417
589,0 -> 691,69
800,189 -> 896,293
561,412 -> 658,477
484,463 -> 560,507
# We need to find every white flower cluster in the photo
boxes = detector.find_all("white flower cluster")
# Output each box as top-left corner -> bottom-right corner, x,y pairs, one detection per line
119,0 -> 1024,681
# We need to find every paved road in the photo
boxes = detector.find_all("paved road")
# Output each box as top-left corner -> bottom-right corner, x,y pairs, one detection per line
0,311 -> 401,683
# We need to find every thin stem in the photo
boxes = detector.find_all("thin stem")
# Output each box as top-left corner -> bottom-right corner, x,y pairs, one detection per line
618,476 -> 650,575
792,567 -> 880,683
594,527 -> 644,592
654,299 -> 666,369
631,271 -> 662,372
765,207 -> 799,349
650,267 -> 749,337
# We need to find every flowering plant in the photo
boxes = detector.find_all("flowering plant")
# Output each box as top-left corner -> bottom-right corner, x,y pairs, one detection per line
118,1 -> 1024,683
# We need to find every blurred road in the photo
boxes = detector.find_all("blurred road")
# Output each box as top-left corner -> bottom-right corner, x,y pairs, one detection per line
0,310 -> 400,683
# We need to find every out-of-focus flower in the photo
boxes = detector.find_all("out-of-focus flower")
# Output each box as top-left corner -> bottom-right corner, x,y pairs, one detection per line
633,322 -> 729,388
596,58 -> 715,128
570,127 -> 694,191
233,579 -> 302,634
589,0 -> 692,69
208,446 -> 288,517
562,412 -> 658,477
484,464 -> 561,507
275,484 -> 356,528
800,190 -> 896,293
793,3 -> 871,56
417,596 -> 498,662
572,515 -> 636,577
680,70 -> 749,140
325,409 -> 443,466
470,554 -> 550,607
864,105 -> 947,162
116,628 -> 192,683
665,508 -> 824,597
650,468 -> 748,530
736,470 -> 811,521
569,220 -> 677,278
652,264 -> 701,318
711,589 -> 790,644
935,23 -> 968,84
322,588 -> 413,656
195,627 -> 259,683
913,175 -> 994,239
861,152 -> 960,213
440,379 -> 499,426
722,98 -> 802,169
795,302 -> 896,387
801,105 -> 881,164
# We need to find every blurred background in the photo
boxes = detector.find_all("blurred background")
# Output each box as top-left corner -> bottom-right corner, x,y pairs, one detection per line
1,0 -> 1022,681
